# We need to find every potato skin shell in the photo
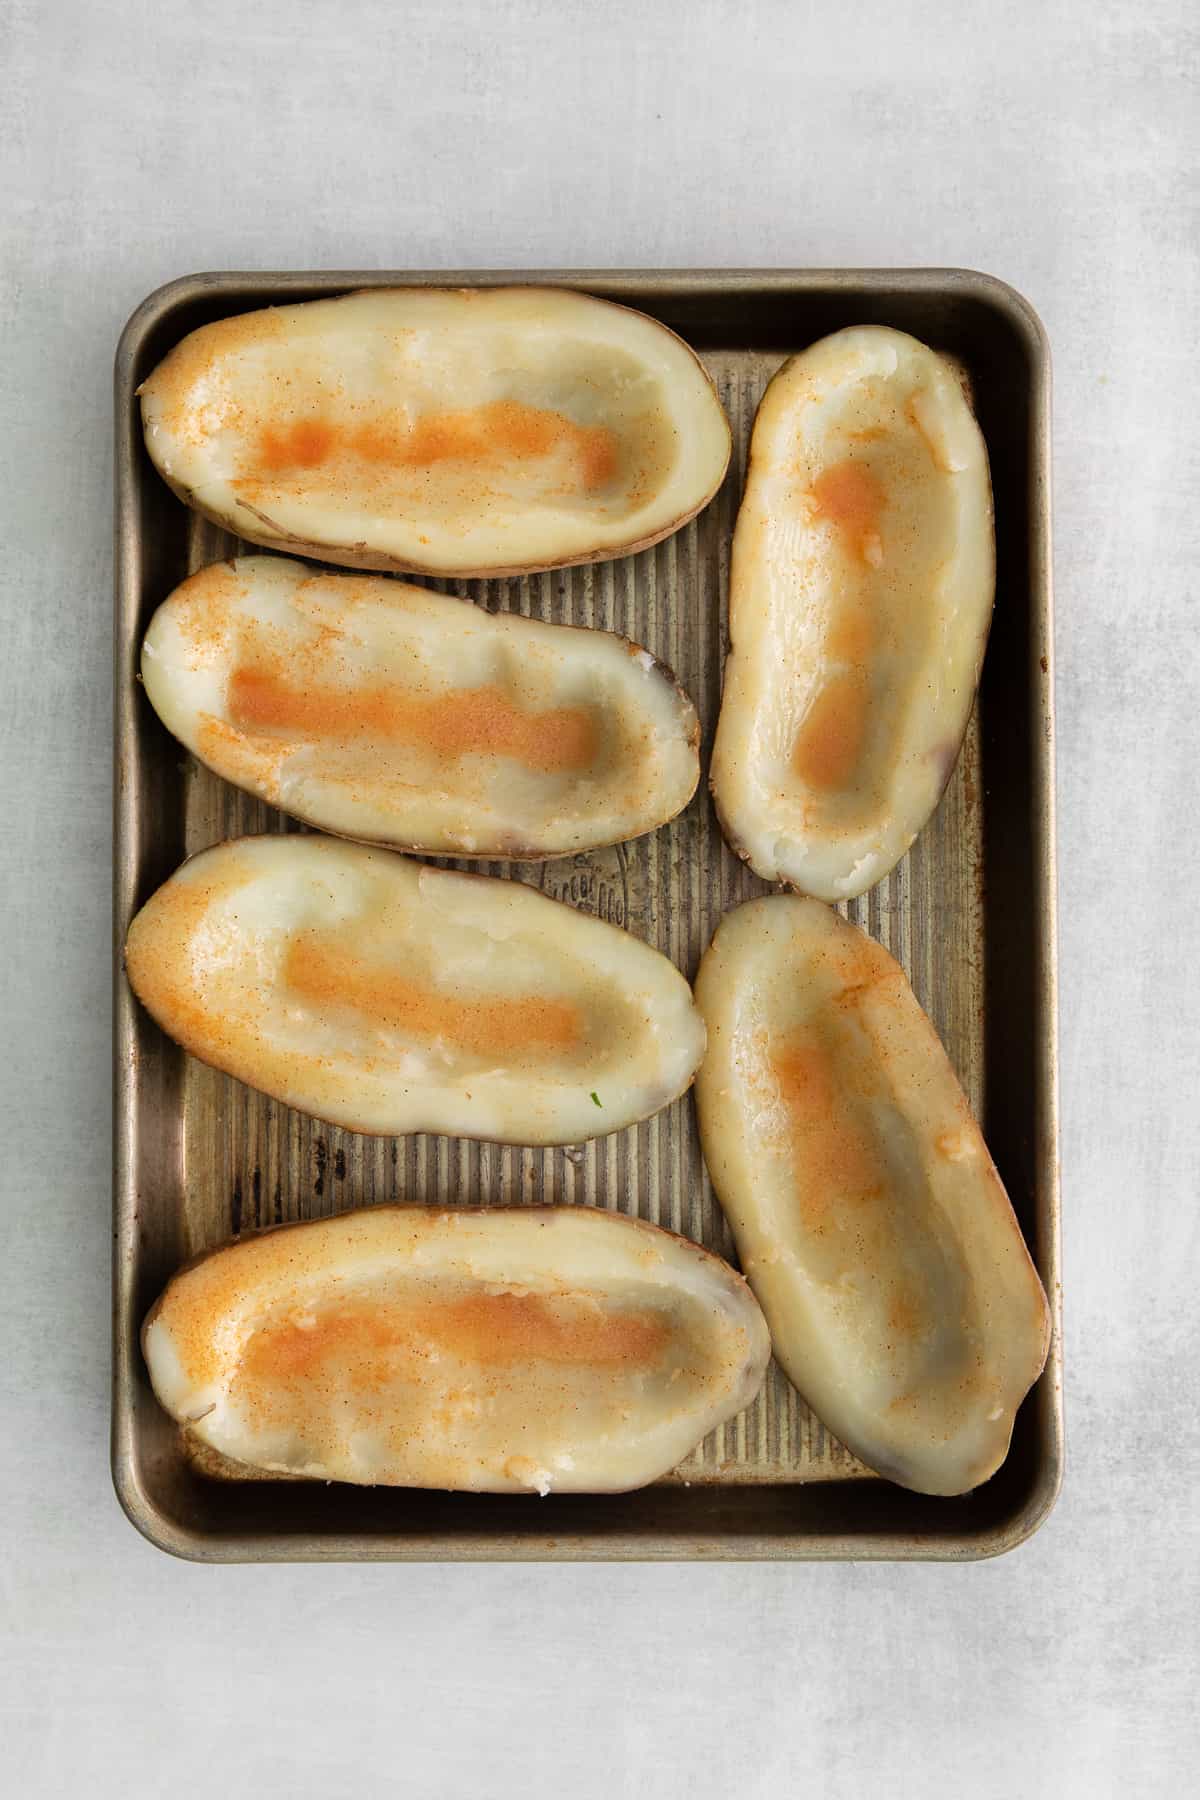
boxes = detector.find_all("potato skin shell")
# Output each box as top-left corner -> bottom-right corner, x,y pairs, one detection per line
140,287 -> 732,578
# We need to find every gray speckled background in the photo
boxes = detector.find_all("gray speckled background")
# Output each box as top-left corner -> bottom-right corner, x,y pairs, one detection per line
2,0 -> 1197,1792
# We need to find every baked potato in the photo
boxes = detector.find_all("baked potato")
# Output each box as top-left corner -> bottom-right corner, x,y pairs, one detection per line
141,556 -> 699,858
711,326 -> 994,901
125,834 -> 705,1144
143,1205 -> 770,1492
694,895 -> 1050,1495
139,286 -> 731,577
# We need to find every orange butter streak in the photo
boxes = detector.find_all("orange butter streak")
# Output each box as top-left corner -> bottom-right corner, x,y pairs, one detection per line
243,1292 -> 670,1389
229,668 -> 598,774
255,400 -> 617,490
283,937 -> 583,1057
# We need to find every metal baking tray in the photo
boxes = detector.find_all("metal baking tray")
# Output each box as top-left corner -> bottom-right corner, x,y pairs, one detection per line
114,269 -> 1062,1560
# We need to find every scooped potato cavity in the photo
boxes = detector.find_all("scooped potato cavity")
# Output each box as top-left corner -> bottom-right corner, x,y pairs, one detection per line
694,895 -> 1050,1495
143,1206 -> 770,1492
141,557 -> 699,857
711,325 -> 994,900
125,834 -> 706,1144
139,286 -> 731,576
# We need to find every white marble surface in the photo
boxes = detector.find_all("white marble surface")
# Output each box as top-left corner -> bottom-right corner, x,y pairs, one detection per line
3,0 -> 1197,1792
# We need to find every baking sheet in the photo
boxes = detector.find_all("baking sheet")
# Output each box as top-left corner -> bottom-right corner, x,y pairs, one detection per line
114,269 -> 1061,1559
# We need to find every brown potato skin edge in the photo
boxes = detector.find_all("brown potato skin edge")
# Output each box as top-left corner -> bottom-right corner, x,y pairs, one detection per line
158,472 -> 728,582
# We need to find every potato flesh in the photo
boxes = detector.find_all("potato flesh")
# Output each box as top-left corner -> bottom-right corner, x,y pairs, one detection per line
141,557 -> 699,857
124,835 -> 705,1143
139,287 -> 731,576
142,1207 -> 770,1491
711,326 -> 995,901
694,896 -> 1050,1495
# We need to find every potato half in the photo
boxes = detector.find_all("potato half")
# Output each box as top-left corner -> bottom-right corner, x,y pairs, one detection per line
125,835 -> 705,1144
142,1205 -> 770,1492
711,326 -> 994,901
694,896 -> 1049,1496
139,287 -> 731,576
141,557 -> 699,858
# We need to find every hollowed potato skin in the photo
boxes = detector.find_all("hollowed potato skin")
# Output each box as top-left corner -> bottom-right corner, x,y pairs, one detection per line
124,834 -> 707,1145
694,895 -> 1050,1496
710,325 -> 994,902
140,556 -> 700,859
142,1205 -> 771,1493
139,287 -> 732,577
